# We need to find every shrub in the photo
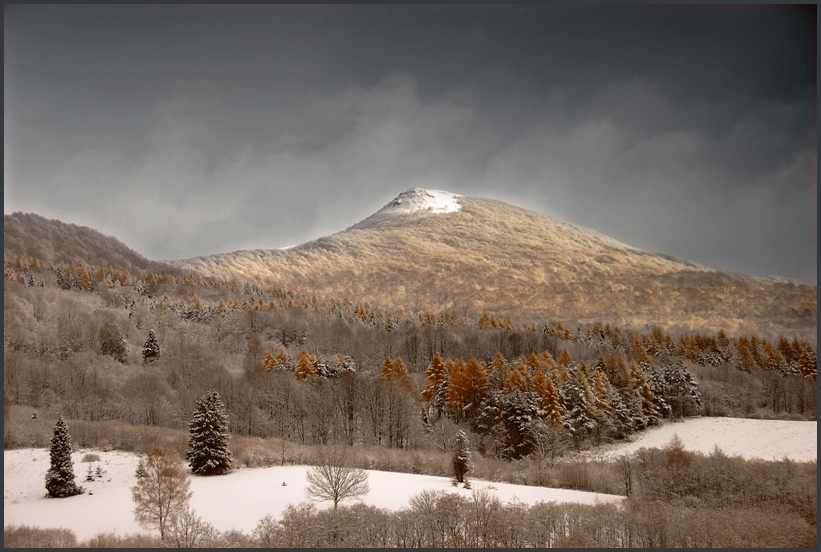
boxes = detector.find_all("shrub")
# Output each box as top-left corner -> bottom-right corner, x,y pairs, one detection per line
3,525 -> 77,548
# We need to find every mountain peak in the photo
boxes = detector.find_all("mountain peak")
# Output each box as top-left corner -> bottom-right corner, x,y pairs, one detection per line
377,188 -> 462,215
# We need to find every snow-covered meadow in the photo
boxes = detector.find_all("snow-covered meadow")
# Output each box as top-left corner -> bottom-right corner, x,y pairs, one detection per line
584,416 -> 817,462
4,416 -> 816,541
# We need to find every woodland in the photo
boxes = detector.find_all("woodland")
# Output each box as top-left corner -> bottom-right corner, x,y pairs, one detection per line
3,247 -> 818,547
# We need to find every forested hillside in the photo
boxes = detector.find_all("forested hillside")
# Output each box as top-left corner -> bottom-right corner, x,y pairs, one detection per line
178,196 -> 818,340
3,214 -> 817,548
5,249 -> 816,453
4,212 -> 183,276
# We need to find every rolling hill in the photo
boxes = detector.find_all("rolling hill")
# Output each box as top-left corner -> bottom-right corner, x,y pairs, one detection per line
3,212 -> 179,276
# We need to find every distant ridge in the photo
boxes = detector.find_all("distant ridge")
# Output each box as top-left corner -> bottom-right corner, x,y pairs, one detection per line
4,212 -> 178,275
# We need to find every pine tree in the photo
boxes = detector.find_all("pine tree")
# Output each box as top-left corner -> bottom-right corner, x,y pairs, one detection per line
45,416 -> 83,498
135,458 -> 147,479
452,430 -> 473,483
142,329 -> 160,364
186,390 -> 232,476
55,264 -> 72,290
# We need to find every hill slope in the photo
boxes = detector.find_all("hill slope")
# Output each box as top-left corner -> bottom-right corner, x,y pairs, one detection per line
4,212 -> 180,275
177,189 -> 817,339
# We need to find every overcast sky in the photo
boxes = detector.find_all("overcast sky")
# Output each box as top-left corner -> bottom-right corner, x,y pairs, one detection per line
4,4 -> 817,285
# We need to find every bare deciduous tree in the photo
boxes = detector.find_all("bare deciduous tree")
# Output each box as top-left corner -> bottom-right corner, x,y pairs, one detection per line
131,447 -> 192,540
166,505 -> 216,548
305,446 -> 369,509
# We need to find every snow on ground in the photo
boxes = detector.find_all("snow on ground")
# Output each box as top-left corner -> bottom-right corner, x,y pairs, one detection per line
5,417 -> 815,541
585,417 -> 817,462
4,449 -> 620,541
378,188 -> 461,215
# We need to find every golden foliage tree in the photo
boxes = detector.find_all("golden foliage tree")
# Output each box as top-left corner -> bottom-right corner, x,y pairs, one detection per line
132,447 -> 192,541
295,350 -> 317,379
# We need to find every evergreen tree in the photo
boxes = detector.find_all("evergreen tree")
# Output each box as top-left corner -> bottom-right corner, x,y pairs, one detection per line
186,390 -> 232,476
422,352 -> 448,422
560,377 -> 595,449
452,430 -> 473,483
45,416 -> 83,498
497,389 -> 544,458
142,329 -> 160,364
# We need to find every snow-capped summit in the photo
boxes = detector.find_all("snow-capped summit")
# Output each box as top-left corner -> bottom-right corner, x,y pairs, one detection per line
377,188 -> 462,215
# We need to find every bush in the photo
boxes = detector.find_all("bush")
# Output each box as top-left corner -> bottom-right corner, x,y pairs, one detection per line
3,525 -> 77,548
81,452 -> 101,463
82,532 -> 161,548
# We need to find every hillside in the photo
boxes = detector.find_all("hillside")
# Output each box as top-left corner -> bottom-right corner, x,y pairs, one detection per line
3,212 -> 179,276
177,189 -> 817,340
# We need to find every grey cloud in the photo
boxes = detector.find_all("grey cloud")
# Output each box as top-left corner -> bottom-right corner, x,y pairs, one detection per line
4,4 -> 815,284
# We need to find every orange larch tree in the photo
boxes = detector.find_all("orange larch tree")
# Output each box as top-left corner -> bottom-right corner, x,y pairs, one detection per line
295,350 -> 317,379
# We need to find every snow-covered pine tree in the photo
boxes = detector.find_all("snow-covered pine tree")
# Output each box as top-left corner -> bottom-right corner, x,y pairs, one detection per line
498,388 -> 544,458
135,458 -> 147,478
45,416 -> 83,498
560,378 -> 595,449
186,390 -> 232,476
452,429 -> 473,484
142,329 -> 160,364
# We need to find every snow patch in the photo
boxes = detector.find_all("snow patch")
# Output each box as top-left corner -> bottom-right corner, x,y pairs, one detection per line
378,188 -> 461,215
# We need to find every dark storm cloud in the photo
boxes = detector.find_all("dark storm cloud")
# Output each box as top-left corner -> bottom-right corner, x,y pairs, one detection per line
4,4 -> 816,284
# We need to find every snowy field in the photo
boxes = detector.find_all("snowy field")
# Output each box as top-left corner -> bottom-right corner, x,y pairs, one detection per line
5,450 -> 620,541
584,416 -> 817,462
4,416 -> 815,541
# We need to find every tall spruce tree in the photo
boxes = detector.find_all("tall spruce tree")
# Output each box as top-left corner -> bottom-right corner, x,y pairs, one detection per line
45,416 -> 83,498
186,390 -> 232,476
142,329 -> 160,364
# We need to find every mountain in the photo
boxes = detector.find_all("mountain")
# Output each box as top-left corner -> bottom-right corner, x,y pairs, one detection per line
176,189 -> 817,339
4,212 -> 179,275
